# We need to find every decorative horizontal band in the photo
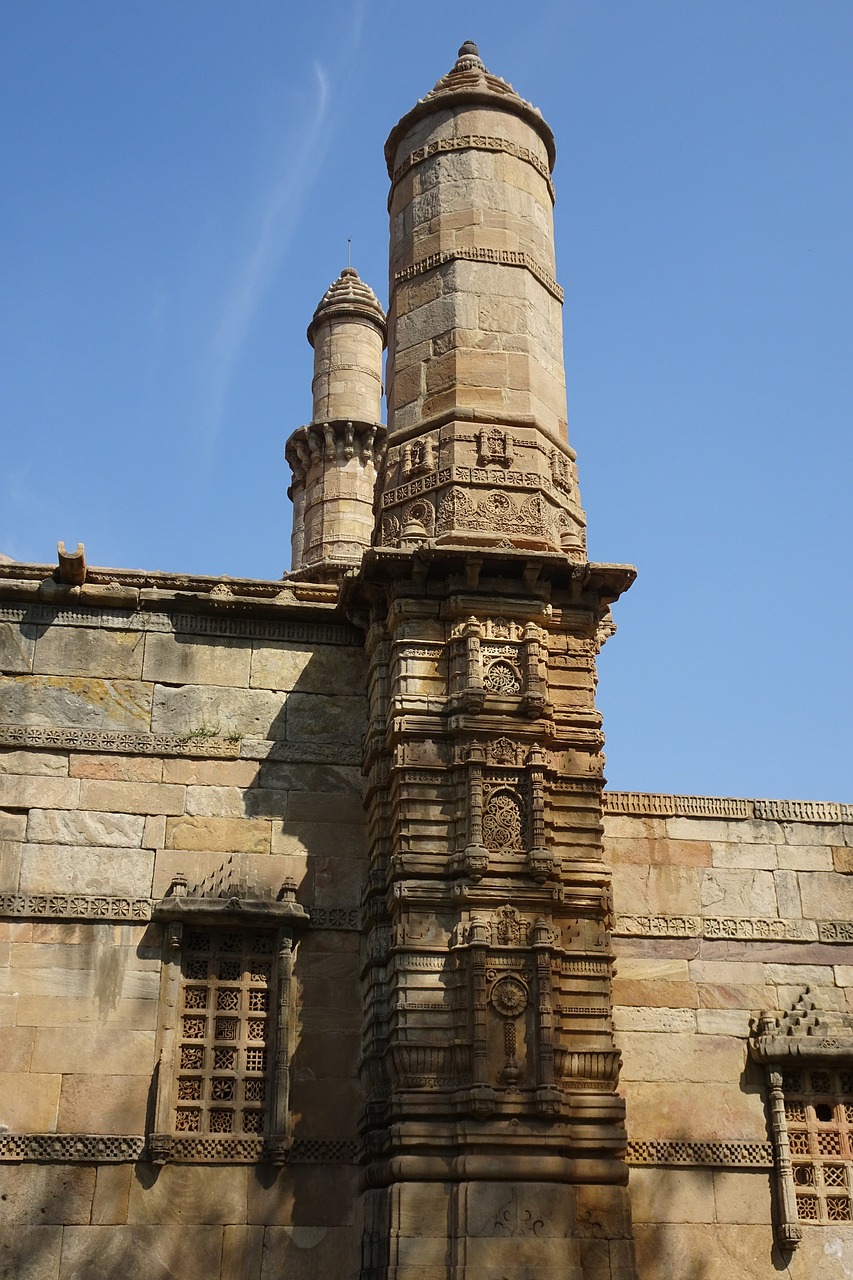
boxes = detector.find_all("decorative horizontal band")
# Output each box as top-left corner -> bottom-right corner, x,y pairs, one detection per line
0,1133 -> 359,1164
0,725 -> 362,767
394,247 -> 563,304
0,604 -> 362,645
309,907 -> 361,931
392,133 -> 555,202
627,1139 -> 772,1168
616,915 -> 828,942
605,791 -> 853,823
0,1134 -> 145,1162
0,894 -> 152,922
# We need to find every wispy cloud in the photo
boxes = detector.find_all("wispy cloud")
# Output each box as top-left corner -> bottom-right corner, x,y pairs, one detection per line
202,61 -> 332,452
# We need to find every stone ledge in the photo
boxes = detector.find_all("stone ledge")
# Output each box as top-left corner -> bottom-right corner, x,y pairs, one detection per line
605,792 -> 853,823
0,1133 -> 359,1164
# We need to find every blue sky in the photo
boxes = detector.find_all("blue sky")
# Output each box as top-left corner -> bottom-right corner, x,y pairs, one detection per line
2,2 -> 851,801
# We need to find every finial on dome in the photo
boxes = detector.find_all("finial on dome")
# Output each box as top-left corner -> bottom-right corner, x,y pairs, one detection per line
458,40 -> 479,57
454,40 -> 485,72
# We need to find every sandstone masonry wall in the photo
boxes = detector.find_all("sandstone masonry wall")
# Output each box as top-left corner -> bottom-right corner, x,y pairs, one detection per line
606,802 -> 853,1279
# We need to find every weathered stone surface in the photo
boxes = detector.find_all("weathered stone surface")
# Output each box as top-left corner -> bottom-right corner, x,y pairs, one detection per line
30,1026 -> 155,1075
17,844 -> 153,896
57,1072 -> 150,1132
248,1166 -> 357,1227
183,785 -> 287,820
695,1008 -> 752,1036
90,1165 -> 132,1226
622,1080 -> 766,1140
285,693 -> 366,745
250,644 -> 365,693
259,1225 -> 357,1280
34,626 -> 144,679
162,758 -> 259,787
127,1165 -> 247,1225
0,749 -> 68,776
0,1072 -> 61,1130
78,779 -> 185,816
142,633 -> 252,687
700,868 -> 778,917
26,808 -> 145,847
613,1007 -> 696,1034
709,841 -> 776,870
616,1030 -> 748,1083
69,753 -> 162,782
0,1024 -> 35,1071
712,1170 -> 774,1224
222,1225 -> 265,1280
0,773 -> 81,810
0,1226 -> 62,1279
611,980 -> 698,1009
57,1226 -> 224,1280
611,865 -> 701,918
151,684 -> 285,739
777,842 -> 834,871
614,957 -> 690,981
0,620 -> 37,673
628,1167 -> 715,1224
164,815 -> 271,854
0,675 -> 152,731
606,837 -> 712,867
0,809 -> 28,841
0,1165 -> 95,1225
0,838 -> 22,891
799,871 -> 853,918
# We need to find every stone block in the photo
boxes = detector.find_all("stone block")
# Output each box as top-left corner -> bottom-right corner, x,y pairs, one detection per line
713,1169 -> 774,1223
614,957 -> 690,981
777,843 -> 834,871
611,865 -> 701,918
57,1073 -> 150,1132
260,1226 -> 358,1280
700,868 -> 778,916
616,1030 -> 745,1082
0,1226 -> 62,1279
34,627 -> 144,679
0,773 -> 81,810
91,1164 -> 132,1226
606,837 -> 712,867
799,871 -> 853,918
250,644 -> 365,694
0,809 -> 27,840
696,1008 -> 752,1036
603,816 -> 667,841
151,684 -> 285,739
0,1073 -> 61,1130
0,1165 -> 95,1225
142,633 -> 252,687
0,675 -> 152,731
285,791 -> 364,825
127,1164 -> 247,1225
832,847 -> 853,873
0,750 -> 68,776
18,845 -> 153,896
165,815 -> 271,854
257,762 -> 362,794
688,960 -> 767,985
222,1225 -> 264,1280
781,820 -> 845,846
286,693 -> 366,745
611,980 -> 698,1009
162,758 -> 259,787
764,962 -> 836,987
58,1226 -> 224,1280
0,1025 -> 35,1071
31,1026 -> 155,1075
632,1223 -> 789,1280
613,1007 -> 696,1033
142,813 -> 166,848
697,983 -> 773,1010
775,868 -> 802,917
0,620 -> 37,673
709,841 -> 776,870
628,1166 -> 715,1224
248,1165 -> 357,1226
78,779 -> 185,815
26,808 -> 146,847
15,994 -> 157,1029
69,754 -> 162,782
622,1081 -> 766,1141
0,839 -> 22,892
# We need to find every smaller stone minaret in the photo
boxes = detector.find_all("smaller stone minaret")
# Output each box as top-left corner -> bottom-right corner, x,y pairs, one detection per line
285,267 -> 386,580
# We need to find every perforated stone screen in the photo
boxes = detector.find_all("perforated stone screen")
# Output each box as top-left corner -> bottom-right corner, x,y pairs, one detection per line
783,1067 -> 853,1224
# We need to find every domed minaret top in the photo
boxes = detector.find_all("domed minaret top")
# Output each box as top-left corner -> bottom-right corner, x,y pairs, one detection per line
307,266 -> 386,347
384,41 -> 556,176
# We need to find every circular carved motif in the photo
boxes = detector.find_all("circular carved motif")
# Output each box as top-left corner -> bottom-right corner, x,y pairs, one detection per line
490,976 -> 528,1019
484,660 -> 521,695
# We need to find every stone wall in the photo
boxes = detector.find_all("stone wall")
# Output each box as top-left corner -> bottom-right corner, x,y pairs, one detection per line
606,799 -> 853,1278
0,599 -> 368,1280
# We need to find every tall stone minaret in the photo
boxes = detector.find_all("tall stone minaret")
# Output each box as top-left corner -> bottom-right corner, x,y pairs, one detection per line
354,44 -> 638,1280
285,267 -> 386,580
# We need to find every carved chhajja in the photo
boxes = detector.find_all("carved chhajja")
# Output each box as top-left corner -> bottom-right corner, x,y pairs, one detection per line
149,857 -> 309,1167
750,989 -> 853,1250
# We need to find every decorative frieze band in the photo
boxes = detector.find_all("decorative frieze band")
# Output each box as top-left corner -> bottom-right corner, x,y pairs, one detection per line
0,604 -> 362,647
382,465 -> 567,512
0,726 -> 362,768
394,247 -> 563,304
0,1133 -> 359,1164
0,894 -> 152,922
605,791 -> 853,824
309,907 -> 361,931
616,916 -> 821,942
392,133 -> 555,202
627,1140 -> 772,1169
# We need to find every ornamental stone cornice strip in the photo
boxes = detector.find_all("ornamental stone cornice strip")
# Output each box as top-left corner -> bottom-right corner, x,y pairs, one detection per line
0,726 -> 362,767
626,1140 -> 772,1169
391,134 -> 556,203
0,894 -> 152,922
0,603 -> 361,645
616,916 -> 825,942
394,247 -> 564,304
0,1134 -> 359,1164
605,791 -> 853,823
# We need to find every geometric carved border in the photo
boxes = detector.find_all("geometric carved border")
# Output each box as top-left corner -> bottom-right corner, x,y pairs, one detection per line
605,791 -> 853,824
626,1140 -> 773,1168
308,907 -> 360,931
615,915 -> 853,943
0,894 -> 152,922
0,1133 -> 359,1164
